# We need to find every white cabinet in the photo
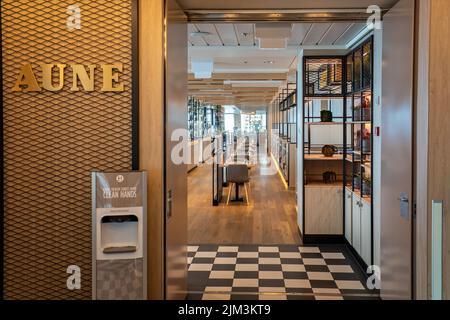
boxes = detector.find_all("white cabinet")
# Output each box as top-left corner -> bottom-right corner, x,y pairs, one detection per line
349,192 -> 372,266
361,199 -> 372,266
305,186 -> 343,235
345,188 -> 353,243
352,194 -> 361,254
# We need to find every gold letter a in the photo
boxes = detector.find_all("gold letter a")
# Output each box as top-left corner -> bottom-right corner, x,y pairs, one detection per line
12,63 -> 41,92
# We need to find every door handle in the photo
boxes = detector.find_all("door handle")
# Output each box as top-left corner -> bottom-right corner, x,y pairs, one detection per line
398,192 -> 409,220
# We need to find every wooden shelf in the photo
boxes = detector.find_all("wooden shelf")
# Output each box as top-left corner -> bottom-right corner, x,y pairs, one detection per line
305,181 -> 343,188
306,122 -> 344,126
305,154 -> 343,161
347,120 -> 371,124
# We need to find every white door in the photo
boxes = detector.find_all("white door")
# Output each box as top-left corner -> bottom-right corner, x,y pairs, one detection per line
361,199 -> 372,266
345,189 -> 353,244
352,194 -> 361,255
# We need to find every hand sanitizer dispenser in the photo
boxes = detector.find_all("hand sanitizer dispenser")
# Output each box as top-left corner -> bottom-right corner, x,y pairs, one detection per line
92,171 -> 147,300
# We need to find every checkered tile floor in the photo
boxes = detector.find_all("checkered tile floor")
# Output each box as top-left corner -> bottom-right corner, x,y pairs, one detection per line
187,244 -> 379,300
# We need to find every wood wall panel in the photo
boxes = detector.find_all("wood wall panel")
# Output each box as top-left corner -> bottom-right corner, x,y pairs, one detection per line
139,0 -> 165,300
428,0 -> 450,300
2,0 -> 133,299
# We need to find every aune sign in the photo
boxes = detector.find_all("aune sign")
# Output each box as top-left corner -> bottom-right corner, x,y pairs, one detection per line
12,63 -> 125,92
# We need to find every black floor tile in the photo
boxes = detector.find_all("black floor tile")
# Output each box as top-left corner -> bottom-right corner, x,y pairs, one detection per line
309,280 -> 338,289
258,279 -> 285,287
212,264 -> 236,271
304,265 -> 329,272
259,264 -> 282,271
234,271 -> 259,279
280,258 -> 303,265
236,258 -> 259,264
283,271 -> 308,279
259,252 -> 280,258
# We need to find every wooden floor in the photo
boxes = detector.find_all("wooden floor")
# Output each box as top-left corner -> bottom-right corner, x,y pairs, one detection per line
188,150 -> 301,245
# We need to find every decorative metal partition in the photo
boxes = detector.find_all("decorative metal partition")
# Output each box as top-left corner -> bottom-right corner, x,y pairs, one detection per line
2,0 -> 134,299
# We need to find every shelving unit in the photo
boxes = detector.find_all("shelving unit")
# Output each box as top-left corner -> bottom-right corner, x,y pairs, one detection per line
301,57 -> 346,240
303,57 -> 346,186
300,38 -> 375,269
188,97 -> 225,172
270,82 -> 297,189
344,37 -> 374,267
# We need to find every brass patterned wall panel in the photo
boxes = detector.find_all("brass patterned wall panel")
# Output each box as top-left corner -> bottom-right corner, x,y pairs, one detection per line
2,0 -> 133,299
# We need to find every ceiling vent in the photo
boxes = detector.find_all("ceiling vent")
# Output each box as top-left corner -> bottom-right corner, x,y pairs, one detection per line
255,23 -> 292,50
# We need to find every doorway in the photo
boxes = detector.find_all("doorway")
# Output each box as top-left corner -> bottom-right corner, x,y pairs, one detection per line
162,0 -> 416,301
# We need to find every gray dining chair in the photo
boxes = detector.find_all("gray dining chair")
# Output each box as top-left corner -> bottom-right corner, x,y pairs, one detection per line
226,164 -> 250,205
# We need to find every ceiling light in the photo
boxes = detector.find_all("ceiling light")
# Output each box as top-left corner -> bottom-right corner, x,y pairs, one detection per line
190,31 -> 212,37
191,60 -> 213,79
255,23 -> 292,50
264,60 -> 275,64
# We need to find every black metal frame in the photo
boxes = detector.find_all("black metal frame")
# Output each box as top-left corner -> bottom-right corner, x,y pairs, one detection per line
343,36 -> 374,268
274,82 -> 297,186
301,55 -> 346,242
300,37 -> 375,260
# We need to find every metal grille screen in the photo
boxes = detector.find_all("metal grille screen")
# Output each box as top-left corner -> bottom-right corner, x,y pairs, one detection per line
2,0 -> 133,299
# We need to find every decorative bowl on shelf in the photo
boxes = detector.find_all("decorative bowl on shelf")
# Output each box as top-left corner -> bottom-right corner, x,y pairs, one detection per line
322,145 -> 338,157
320,110 -> 333,122
323,171 -> 337,184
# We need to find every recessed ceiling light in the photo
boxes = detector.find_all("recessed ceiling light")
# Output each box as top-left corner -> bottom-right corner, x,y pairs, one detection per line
264,60 -> 275,64
190,31 -> 212,37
